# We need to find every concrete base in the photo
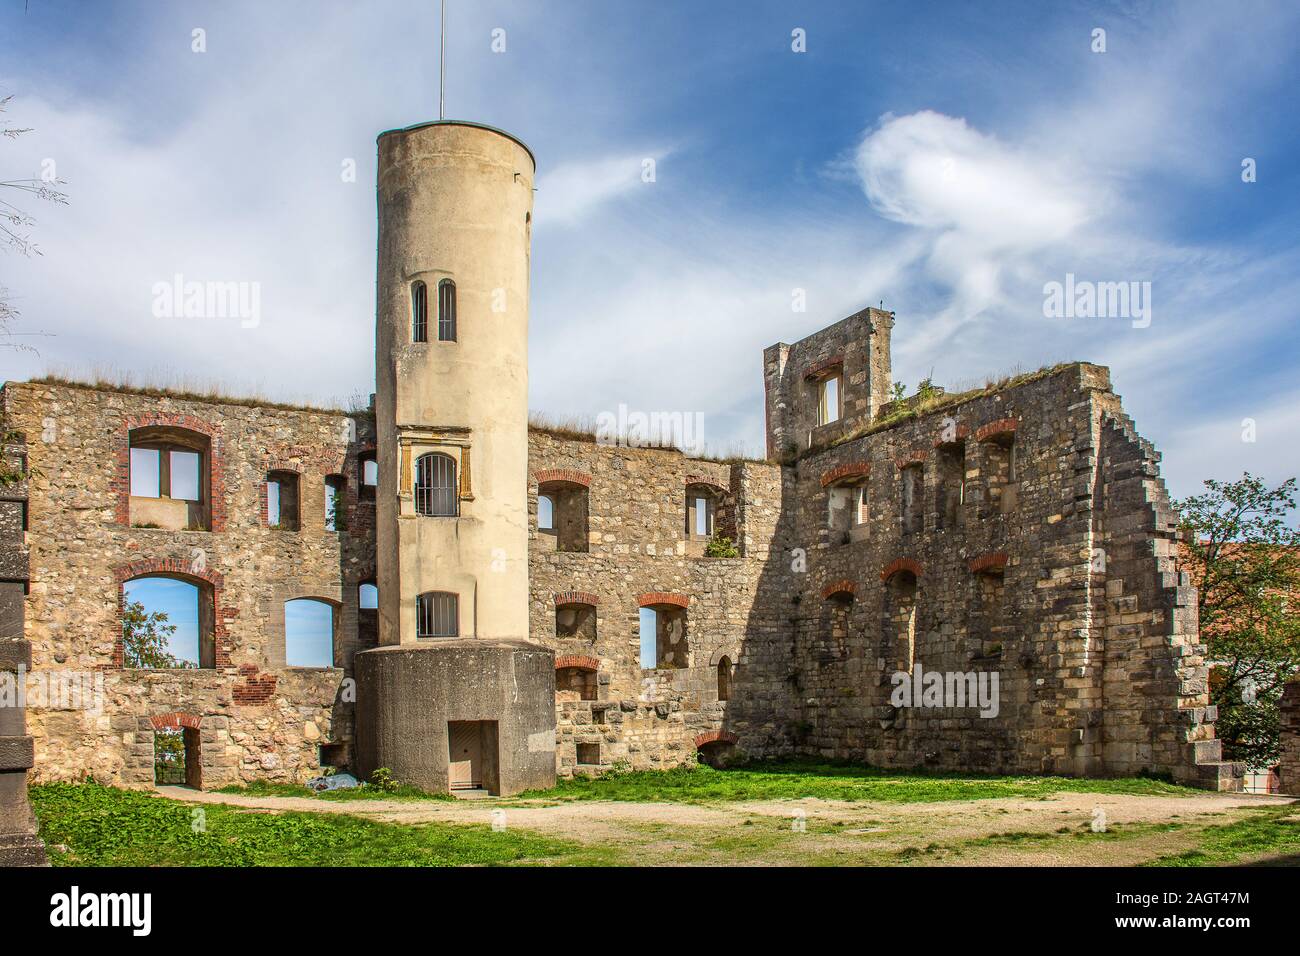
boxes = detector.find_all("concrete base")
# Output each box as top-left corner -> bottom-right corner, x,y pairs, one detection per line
354,639 -> 556,797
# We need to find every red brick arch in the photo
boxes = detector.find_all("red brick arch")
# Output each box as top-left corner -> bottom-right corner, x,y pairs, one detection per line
534,468 -> 591,488
694,730 -> 738,748
638,592 -> 689,609
803,355 -> 843,380
555,655 -> 600,672
554,591 -> 600,607
685,477 -> 728,494
968,552 -> 1009,573
895,450 -> 927,469
821,579 -> 857,600
820,462 -> 871,487
975,418 -> 1018,442
113,558 -> 230,669
932,423 -> 971,447
881,557 -> 923,581
150,713 -> 202,731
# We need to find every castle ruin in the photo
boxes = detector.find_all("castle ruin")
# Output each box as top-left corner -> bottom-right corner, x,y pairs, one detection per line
0,120 -> 1243,800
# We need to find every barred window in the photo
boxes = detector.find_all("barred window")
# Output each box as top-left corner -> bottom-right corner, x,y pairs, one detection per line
438,279 -> 456,342
415,452 -> 458,516
417,591 -> 458,638
412,281 -> 428,343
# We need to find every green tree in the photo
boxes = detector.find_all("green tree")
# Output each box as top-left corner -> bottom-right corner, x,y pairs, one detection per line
1176,473 -> 1300,768
122,599 -> 190,669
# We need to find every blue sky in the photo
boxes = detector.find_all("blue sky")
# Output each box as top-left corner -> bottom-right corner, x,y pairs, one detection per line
2,0 -> 1298,501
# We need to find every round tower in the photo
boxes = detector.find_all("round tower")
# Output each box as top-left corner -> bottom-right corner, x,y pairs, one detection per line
373,121 -> 534,645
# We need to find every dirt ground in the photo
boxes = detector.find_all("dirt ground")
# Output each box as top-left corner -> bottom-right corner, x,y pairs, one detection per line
160,786 -> 1300,866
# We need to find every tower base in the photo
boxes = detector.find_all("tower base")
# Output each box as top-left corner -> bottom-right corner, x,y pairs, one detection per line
354,639 -> 556,797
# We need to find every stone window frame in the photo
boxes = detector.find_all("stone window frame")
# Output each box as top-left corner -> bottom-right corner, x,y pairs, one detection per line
115,414 -> 225,533
261,465 -> 302,531
880,559 -> 923,674
553,591 -> 599,642
267,581 -> 345,671
555,653 -> 601,702
534,472 -> 591,552
684,479 -> 726,541
637,591 -> 691,670
804,356 -> 845,430
112,558 -> 229,669
398,429 -> 472,518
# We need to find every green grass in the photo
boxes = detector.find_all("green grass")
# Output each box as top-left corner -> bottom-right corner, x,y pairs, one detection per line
214,779 -> 456,802
513,760 -> 1198,805
1145,806 -> 1300,867
30,781 -> 605,867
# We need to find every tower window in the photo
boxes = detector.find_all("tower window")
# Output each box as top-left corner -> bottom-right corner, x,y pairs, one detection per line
359,453 -> 377,501
417,591 -> 459,638
438,279 -> 457,342
415,453 -> 458,516
412,281 -> 428,343
817,374 -> 842,426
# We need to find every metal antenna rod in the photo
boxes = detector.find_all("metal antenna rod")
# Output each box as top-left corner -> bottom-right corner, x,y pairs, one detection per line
439,0 -> 447,119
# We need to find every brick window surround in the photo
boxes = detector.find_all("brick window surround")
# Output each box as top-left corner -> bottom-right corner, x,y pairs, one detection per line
114,413 -> 226,531
112,558 -> 231,669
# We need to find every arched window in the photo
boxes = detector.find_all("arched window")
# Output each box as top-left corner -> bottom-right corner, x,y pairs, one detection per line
266,470 -> 300,530
285,598 -> 336,668
438,279 -> 456,341
417,591 -> 458,638
717,655 -> 733,701
358,582 -> 378,609
411,281 -> 428,343
123,575 -> 214,669
415,453 -> 458,516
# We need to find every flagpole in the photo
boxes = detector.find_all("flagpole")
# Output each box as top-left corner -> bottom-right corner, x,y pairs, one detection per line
439,0 -> 446,119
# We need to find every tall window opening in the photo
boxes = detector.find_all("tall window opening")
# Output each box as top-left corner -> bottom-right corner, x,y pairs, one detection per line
357,581 -> 378,649
937,442 -> 966,530
983,436 -> 1018,515
639,603 -> 688,669
417,591 -> 459,638
415,453 -> 458,516
717,655 -> 733,701
128,425 -> 212,531
324,475 -> 347,531
411,281 -> 428,342
972,569 -> 1006,658
123,575 -> 215,669
884,571 -> 918,673
536,480 -> 587,551
359,453 -> 378,501
438,279 -> 457,341
817,374 -> 842,426
901,464 -> 923,536
266,470 -> 300,530
285,598 -> 336,668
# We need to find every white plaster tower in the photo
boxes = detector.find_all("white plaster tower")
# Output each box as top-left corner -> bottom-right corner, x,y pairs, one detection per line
373,121 -> 535,645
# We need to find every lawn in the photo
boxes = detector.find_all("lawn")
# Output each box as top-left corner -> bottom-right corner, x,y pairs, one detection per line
513,760 -> 1199,805
29,781 -> 603,867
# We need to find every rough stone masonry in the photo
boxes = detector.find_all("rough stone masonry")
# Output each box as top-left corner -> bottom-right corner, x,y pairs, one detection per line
0,302 -> 1244,796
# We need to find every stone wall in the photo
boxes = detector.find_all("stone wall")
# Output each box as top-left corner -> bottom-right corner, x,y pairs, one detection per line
0,432 -> 46,864
1279,681 -> 1300,795
527,430 -> 796,774
3,381 -> 373,789
757,357 -> 1229,785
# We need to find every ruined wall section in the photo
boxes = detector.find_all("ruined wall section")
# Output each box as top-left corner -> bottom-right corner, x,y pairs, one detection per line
782,363 -> 1211,781
4,382 -> 375,788
763,307 -> 892,460
1092,395 -> 1236,787
527,431 -> 795,773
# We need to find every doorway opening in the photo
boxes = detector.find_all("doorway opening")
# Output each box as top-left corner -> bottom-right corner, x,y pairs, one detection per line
154,727 -> 202,789
447,720 -> 500,795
